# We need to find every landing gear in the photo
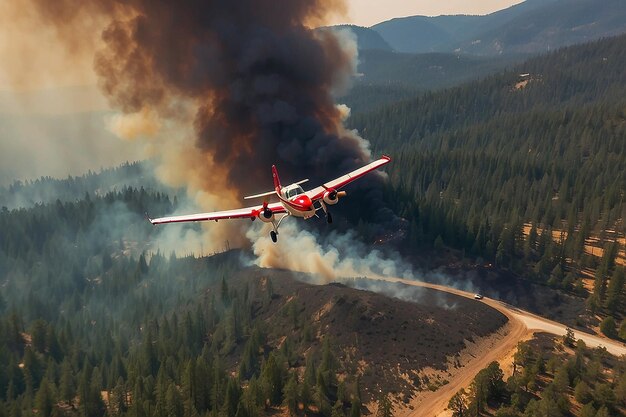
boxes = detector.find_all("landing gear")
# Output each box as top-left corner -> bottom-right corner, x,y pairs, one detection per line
268,213 -> 290,243
319,200 -> 333,224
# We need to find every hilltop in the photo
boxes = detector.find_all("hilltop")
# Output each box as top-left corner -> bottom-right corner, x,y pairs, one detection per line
224,268 -> 507,402
369,0 -> 626,55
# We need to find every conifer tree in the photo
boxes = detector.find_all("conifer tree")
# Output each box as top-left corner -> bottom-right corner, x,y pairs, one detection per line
59,360 -> 75,406
283,372 -> 299,416
448,389 -> 468,417
34,377 -> 54,417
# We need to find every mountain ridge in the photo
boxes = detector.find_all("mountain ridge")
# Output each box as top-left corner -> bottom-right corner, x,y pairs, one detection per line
367,0 -> 625,55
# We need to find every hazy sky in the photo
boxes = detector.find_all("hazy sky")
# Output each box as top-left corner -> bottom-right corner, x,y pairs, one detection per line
336,0 -> 524,26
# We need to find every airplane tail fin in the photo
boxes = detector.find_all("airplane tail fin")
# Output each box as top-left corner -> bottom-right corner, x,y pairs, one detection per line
242,165 -> 282,200
272,165 -> 281,194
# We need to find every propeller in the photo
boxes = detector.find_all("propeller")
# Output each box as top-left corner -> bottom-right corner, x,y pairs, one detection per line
262,201 -> 273,219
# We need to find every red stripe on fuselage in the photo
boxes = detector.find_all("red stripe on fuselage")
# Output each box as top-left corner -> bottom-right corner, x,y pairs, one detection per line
278,194 -> 314,216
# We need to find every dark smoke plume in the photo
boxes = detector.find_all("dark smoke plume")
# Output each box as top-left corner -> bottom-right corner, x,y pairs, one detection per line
29,0 -> 381,198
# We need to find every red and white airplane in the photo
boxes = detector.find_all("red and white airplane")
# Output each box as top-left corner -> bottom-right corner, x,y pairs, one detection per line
148,155 -> 391,242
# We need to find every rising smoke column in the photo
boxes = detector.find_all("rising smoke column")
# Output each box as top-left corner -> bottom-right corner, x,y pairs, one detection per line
25,0 -> 401,261
28,0 -> 377,197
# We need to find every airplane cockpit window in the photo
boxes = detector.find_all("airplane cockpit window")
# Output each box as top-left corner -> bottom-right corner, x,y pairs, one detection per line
287,186 -> 304,198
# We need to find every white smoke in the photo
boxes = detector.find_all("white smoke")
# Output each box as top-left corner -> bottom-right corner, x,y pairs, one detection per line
245,220 -> 413,283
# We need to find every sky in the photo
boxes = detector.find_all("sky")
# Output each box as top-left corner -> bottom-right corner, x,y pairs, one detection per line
336,0 -> 523,27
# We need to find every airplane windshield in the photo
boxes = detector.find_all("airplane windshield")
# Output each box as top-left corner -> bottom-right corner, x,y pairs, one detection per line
287,186 -> 304,198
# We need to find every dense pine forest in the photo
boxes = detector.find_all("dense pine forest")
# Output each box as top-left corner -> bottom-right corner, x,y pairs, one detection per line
0,163 -> 164,210
0,188 -> 507,417
352,34 -> 626,322
0,189 -> 365,417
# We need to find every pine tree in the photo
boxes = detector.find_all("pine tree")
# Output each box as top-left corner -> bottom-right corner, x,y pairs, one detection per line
600,317 -> 617,339
138,253 -> 149,275
300,378 -> 312,412
448,389 -> 468,417
59,360 -> 75,405
222,378 -> 241,417
574,380 -> 592,404
315,371 -> 332,416
165,383 -> 183,417
30,320 -> 47,354
110,377 -> 128,416
194,355 -> 211,413
563,328 -> 575,347
579,403 -> 596,417
605,267 -> 625,313
34,377 -> 54,417
260,353 -> 283,406
181,360 -> 197,417
469,371 -> 488,414
283,372 -> 299,416
553,365 -> 569,393
141,326 -> 158,376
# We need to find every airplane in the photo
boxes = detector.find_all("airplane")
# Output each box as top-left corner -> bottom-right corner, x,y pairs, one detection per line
147,155 -> 391,243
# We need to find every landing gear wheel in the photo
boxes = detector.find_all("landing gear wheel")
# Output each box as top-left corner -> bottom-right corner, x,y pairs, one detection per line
326,212 -> 333,224
270,231 -> 278,243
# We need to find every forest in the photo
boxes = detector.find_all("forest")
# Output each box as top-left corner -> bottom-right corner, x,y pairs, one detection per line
0,188 -> 366,417
348,34 -> 626,327
448,334 -> 626,417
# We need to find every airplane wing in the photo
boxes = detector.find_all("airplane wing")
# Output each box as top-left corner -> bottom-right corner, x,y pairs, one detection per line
148,155 -> 390,225
306,155 -> 391,201
148,201 -> 286,225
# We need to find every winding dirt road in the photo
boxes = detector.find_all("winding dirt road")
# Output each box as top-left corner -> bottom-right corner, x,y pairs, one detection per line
367,276 -> 626,417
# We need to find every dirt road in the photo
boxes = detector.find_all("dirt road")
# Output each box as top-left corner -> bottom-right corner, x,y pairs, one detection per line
366,276 -> 626,417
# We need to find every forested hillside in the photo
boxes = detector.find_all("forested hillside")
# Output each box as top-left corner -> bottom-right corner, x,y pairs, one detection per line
449,334 -> 626,417
456,0 -> 626,55
0,188 -> 508,417
338,51 -> 523,114
0,162 -> 163,210
369,0 -> 626,55
351,35 -> 626,320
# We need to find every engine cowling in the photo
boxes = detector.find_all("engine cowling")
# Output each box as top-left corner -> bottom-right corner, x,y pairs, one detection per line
258,207 -> 275,223
323,189 -> 346,205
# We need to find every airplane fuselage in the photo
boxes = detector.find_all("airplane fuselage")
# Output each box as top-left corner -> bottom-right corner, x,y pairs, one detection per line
278,186 -> 316,219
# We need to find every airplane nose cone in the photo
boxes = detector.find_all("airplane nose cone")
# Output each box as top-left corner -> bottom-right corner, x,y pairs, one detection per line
296,195 -> 313,211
